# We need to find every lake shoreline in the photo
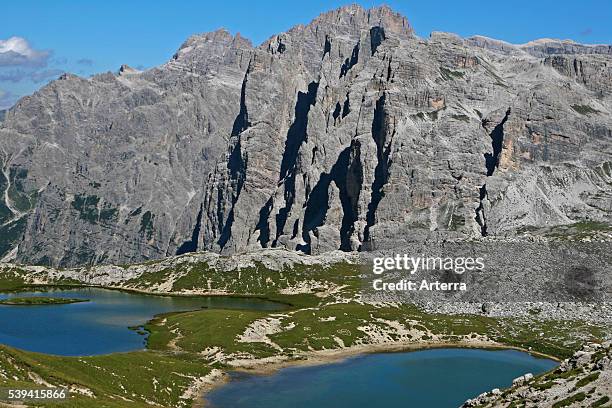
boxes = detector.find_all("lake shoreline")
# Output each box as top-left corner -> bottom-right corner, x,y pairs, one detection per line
194,340 -> 561,408
0,287 -> 286,356
4,283 -> 296,308
0,284 -> 566,408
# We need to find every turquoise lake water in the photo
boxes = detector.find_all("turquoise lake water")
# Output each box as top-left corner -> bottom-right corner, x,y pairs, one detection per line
206,348 -> 557,408
0,287 -> 287,356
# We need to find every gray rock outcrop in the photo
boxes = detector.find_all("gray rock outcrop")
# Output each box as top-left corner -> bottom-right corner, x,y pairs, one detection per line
0,5 -> 610,266
463,342 -> 612,407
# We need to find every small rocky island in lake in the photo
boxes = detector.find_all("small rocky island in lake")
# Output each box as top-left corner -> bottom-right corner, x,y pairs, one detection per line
0,297 -> 89,306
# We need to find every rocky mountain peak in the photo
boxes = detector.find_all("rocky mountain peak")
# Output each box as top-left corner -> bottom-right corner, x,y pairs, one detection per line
168,28 -> 253,75
308,4 -> 412,37
258,5 -> 413,78
178,29 -> 253,52
172,28 -> 253,65
118,64 -> 140,75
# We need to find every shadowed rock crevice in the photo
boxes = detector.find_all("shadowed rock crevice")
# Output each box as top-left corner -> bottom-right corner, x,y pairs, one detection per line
218,138 -> 247,249
176,205 -> 203,255
475,108 -> 510,237
231,70 -> 252,137
474,185 -> 488,236
342,93 -> 351,118
301,170 -> 333,250
275,81 -> 319,243
332,102 -> 341,125
337,140 -> 363,250
340,42 -> 360,78
370,26 -> 386,55
279,81 -> 320,180
363,94 -> 392,246
218,69 -> 251,249
299,141 -> 362,252
484,108 -> 510,177
323,35 -> 331,59
255,197 -> 273,247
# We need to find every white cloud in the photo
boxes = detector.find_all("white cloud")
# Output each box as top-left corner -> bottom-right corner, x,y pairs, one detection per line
0,36 -> 50,67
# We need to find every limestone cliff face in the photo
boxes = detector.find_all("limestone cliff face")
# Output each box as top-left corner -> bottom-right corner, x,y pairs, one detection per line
0,5 -> 610,266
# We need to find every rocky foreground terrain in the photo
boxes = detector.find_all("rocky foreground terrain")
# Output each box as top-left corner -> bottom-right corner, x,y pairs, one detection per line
464,342 -> 612,408
0,5 -> 610,266
1,248 -> 610,407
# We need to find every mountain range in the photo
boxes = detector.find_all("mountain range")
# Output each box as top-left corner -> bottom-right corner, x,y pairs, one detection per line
0,5 -> 610,267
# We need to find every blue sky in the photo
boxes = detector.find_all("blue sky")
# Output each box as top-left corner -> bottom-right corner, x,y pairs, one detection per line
1,0 -> 610,109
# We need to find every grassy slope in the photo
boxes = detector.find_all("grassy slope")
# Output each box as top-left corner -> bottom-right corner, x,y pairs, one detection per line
123,261 -> 362,300
146,309 -> 278,358
0,346 -> 211,408
0,267 -> 29,291
146,302 -> 605,361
